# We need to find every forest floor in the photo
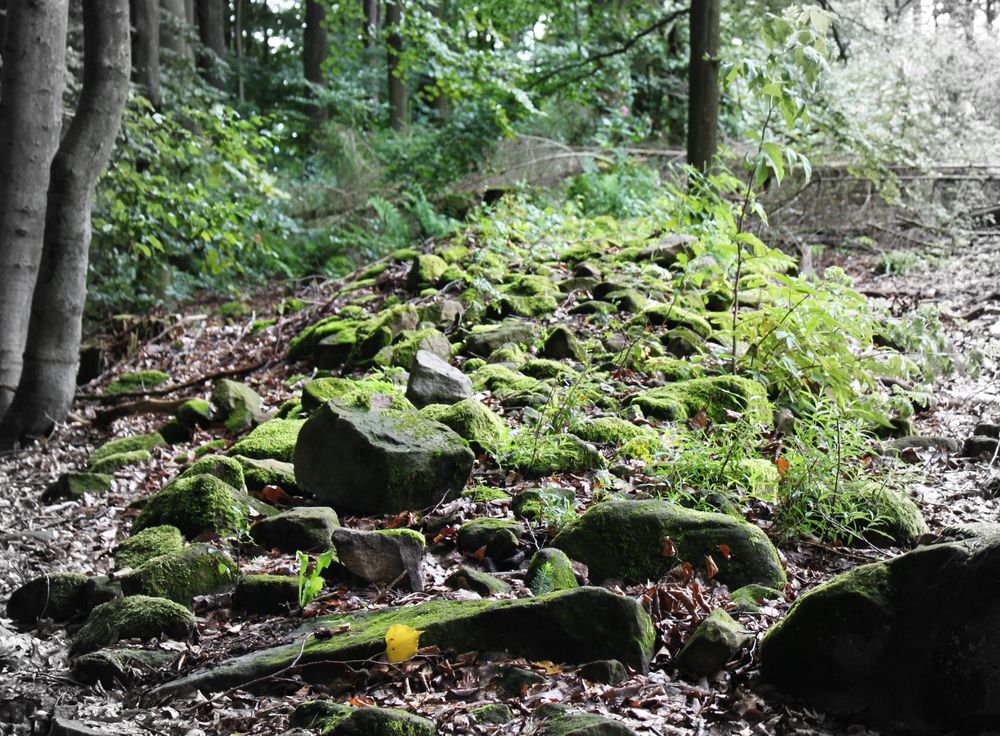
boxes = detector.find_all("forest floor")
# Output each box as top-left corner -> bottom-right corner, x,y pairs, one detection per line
1,226 -> 997,736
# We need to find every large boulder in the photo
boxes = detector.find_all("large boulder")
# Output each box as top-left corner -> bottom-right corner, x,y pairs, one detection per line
760,535 -> 1000,731
552,500 -> 785,589
295,403 -> 475,515
146,587 -> 655,699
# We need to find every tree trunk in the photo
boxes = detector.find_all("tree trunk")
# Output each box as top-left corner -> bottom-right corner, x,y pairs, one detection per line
196,0 -> 225,88
0,0 -> 8,66
686,0 -> 720,174
432,0 -> 449,124
0,0 -> 130,446
303,0 -> 327,122
130,0 -> 161,107
161,0 -> 194,61
386,0 -> 407,131
234,0 -> 244,101
362,0 -> 377,46
0,0 -> 70,421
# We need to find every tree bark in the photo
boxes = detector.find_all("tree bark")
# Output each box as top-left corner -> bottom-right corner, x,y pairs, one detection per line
386,0 -> 407,131
130,0 -> 161,107
0,0 -> 70,421
361,0 -> 377,46
160,0 -> 194,61
432,0 -> 449,124
196,0 -> 225,88
234,0 -> 244,101
0,0 -> 130,446
303,0 -> 327,122
686,0 -> 720,174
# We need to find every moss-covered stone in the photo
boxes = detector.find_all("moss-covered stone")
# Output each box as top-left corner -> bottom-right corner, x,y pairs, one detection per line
729,584 -> 782,613
42,472 -> 114,503
641,356 -> 704,381
486,343 -> 528,365
6,572 -> 90,623
133,473 -> 273,539
232,574 -> 300,614
522,359 -> 577,379
552,499 -> 785,589
526,548 -> 579,595
147,587 -> 656,699
293,701 -> 437,736
211,379 -> 265,432
633,304 -> 712,338
193,439 -> 226,458
120,544 -> 236,607
301,376 -> 414,414
418,399 -> 505,454
376,528 -> 426,547
661,327 -> 705,357
176,399 -> 213,430
89,449 -> 153,474
630,376 -> 773,426
533,703 -> 637,735
420,300 -> 464,328
178,454 -> 246,490
251,506 -> 340,552
232,455 -> 298,493
457,518 -> 522,560
464,321 -> 535,357
71,595 -> 195,655
488,294 -> 560,318
288,316 -> 361,361
673,608 -> 751,678
860,487 -> 928,546
385,328 -> 451,369
105,370 -> 170,396
408,254 -> 450,290
115,525 -> 185,569
70,647 -> 178,687
542,326 -> 586,362
462,485 -> 511,503
226,418 -> 305,463
89,432 -> 165,468
471,703 -> 512,726
506,433 -> 605,477
315,326 -> 360,368
572,417 -> 652,445
444,566 -> 511,596
512,487 -> 575,522
577,659 -> 627,685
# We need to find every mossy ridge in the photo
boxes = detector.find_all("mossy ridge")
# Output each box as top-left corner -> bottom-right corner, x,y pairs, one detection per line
89,432 -> 165,467
115,525 -> 185,569
630,376 -> 773,426
301,376 -> 414,414
71,595 -> 195,655
226,418 -> 305,463
105,370 -> 171,396
120,544 -> 237,607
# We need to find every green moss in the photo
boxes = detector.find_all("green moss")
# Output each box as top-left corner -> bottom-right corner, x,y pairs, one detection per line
462,485 -> 511,503
90,449 -> 153,474
457,518 -> 522,559
392,247 -> 421,262
526,549 -> 579,595
376,528 -> 426,547
133,473 -> 269,539
226,418 -> 305,463
488,294 -> 560,318
860,486 -> 928,546
633,304 -> 712,338
407,253 -> 449,289
662,327 -> 706,357
41,472 -> 114,503
437,245 -> 469,264
730,584 -> 782,613
504,274 -> 558,296
89,432 -> 165,467
630,376 -> 773,426
121,544 -> 237,606
70,647 -> 178,687
487,343 -> 528,365
71,595 -> 195,655
176,399 -> 213,429
505,433 -> 605,477
386,328 -> 451,369
193,439 -> 226,458
105,370 -> 170,396
288,317 -> 361,361
572,417 -> 652,444
522,359 -> 576,379
472,364 -> 541,397
5,573 -> 90,623
178,454 -> 246,489
294,702 -> 437,736
533,703 -> 636,735
115,525 -> 185,569
673,608 -> 751,678
471,704 -> 512,725
418,399 -> 505,454
641,357 -> 704,381
217,301 -> 251,319
302,376 -> 413,413
232,574 -> 300,614
233,455 -> 298,492
511,487 -> 575,522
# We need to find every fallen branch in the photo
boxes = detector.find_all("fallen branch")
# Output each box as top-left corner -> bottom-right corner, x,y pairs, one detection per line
77,359 -> 269,403
93,397 -> 191,427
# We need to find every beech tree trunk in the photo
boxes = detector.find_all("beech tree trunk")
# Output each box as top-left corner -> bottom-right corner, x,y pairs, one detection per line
686,0 -> 721,174
196,0 -> 225,88
130,0 -> 161,107
0,0 -> 70,421
303,0 -> 327,123
160,0 -> 193,61
362,0 -> 377,46
0,0 -> 130,446
386,0 -> 407,130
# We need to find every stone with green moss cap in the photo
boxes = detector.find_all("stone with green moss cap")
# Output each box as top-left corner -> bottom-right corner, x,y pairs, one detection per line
105,370 -> 170,396
630,376 -> 773,426
114,525 -> 185,569
6,572 -> 90,623
418,399 -> 504,454
542,326 -> 587,362
71,647 -> 178,687
132,473 -> 274,539
384,328 -> 452,369
226,418 -> 305,463
145,587 -> 655,699
572,417 -> 653,445
232,574 -> 299,614
295,402 -> 474,515
42,472 -> 114,503
444,566 -> 511,596
457,518 -> 522,561
90,449 -> 154,474
288,316 -> 360,361
407,253 -> 449,291
552,499 -> 785,589
674,608 -> 751,679
88,432 -> 164,469
232,455 -> 298,493
176,399 -> 213,430
632,303 -> 713,338
464,320 -> 535,357
292,701 -> 437,736
301,376 -> 414,414
120,543 -> 237,606
533,703 -> 637,735
211,379 -> 266,433
857,486 -> 928,546
72,595 -> 194,655
178,454 -> 246,490
526,548 -> 579,595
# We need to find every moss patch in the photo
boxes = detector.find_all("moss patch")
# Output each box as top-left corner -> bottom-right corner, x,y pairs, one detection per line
418,399 -> 505,454
630,376 -> 773,426
121,544 -> 237,606
71,595 -> 195,655
105,370 -> 170,396
227,418 -> 305,463
115,525 -> 185,569
89,432 -> 165,468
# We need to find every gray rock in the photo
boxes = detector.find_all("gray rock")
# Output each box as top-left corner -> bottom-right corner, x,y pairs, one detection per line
251,507 -> 340,553
444,566 -> 511,596
578,659 -> 627,685
405,350 -> 473,408
294,402 -> 474,515
420,299 -> 464,328
332,528 -> 424,592
885,436 -> 961,454
674,608 -> 751,679
464,320 -> 534,357
457,518 -> 522,562
71,647 -> 178,687
962,435 -> 999,458
542,325 -> 585,361
760,535 -> 1000,731
211,379 -> 265,432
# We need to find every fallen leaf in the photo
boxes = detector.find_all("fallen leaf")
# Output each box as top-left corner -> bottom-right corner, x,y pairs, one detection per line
705,554 -> 719,579
689,409 -> 709,430
260,485 -> 294,505
718,543 -> 731,560
385,623 -> 423,663
775,457 -> 790,479
472,545 -> 488,561
662,536 -> 676,557
533,660 -> 562,675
